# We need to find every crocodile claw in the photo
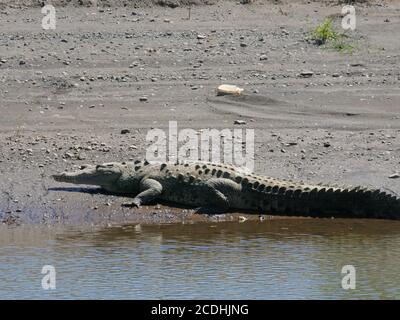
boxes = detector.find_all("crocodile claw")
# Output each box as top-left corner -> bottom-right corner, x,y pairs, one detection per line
122,199 -> 141,208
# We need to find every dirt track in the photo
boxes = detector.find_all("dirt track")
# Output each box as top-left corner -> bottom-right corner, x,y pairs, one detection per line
0,1 -> 399,227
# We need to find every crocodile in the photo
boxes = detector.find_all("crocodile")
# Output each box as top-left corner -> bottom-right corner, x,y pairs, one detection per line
52,160 -> 400,219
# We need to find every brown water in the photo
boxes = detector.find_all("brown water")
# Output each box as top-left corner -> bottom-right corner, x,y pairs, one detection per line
1,219 -> 400,299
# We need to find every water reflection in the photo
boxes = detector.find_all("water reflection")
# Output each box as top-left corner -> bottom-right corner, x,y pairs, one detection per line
1,219 -> 400,299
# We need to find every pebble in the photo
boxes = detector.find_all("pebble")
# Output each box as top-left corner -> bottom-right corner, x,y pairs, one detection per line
234,120 -> 246,125
299,70 -> 314,78
281,29 -> 290,35
350,62 -> 365,67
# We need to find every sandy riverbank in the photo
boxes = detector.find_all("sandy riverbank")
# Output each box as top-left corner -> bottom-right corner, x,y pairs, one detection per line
0,1 -> 399,227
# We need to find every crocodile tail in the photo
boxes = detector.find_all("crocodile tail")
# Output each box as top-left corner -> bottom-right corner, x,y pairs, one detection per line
263,186 -> 400,219
318,187 -> 400,219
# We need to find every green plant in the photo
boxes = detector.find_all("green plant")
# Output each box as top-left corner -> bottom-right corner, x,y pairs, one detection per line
308,18 -> 355,54
311,18 -> 339,45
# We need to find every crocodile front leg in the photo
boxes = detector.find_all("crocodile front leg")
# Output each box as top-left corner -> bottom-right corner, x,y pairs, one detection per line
123,178 -> 163,208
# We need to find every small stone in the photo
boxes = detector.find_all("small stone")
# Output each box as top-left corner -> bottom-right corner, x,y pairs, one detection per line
259,54 -> 268,61
139,96 -> 148,102
121,129 -> 130,134
350,62 -> 365,67
234,120 -> 246,125
299,70 -> 314,78
389,173 -> 399,179
323,142 -> 331,147
281,29 -> 290,35
217,84 -> 244,96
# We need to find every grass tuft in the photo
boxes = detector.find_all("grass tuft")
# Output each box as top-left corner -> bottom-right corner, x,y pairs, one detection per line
311,18 -> 339,45
308,18 -> 354,54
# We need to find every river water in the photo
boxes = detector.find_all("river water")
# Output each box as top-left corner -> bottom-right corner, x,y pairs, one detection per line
1,219 -> 400,299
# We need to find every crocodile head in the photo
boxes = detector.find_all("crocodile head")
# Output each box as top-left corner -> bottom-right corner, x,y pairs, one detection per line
53,162 -> 124,187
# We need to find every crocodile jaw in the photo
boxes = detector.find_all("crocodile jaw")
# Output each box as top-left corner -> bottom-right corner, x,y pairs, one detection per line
53,164 -> 121,186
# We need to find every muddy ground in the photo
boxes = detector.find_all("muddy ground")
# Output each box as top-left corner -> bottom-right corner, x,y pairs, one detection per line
0,1 -> 399,228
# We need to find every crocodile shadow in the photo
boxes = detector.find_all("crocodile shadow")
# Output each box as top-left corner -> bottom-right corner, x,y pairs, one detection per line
48,187 -> 112,195
48,187 -> 239,215
48,187 -> 400,219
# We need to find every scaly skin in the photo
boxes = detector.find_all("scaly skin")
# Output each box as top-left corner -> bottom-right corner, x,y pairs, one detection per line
53,160 -> 400,219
